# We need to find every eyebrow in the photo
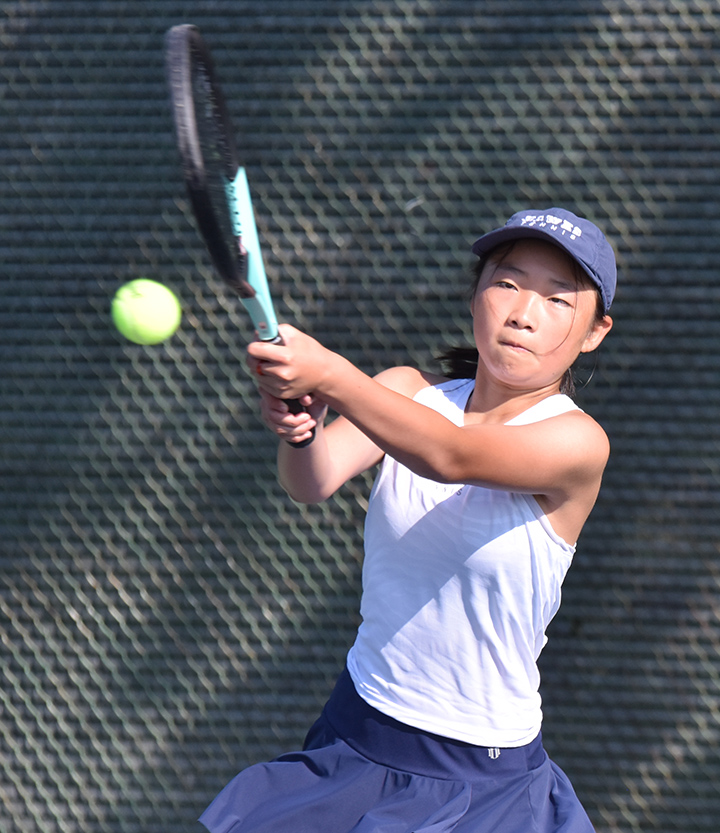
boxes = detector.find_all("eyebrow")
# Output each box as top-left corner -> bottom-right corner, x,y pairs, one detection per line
548,276 -> 577,292
493,262 -> 526,277
494,262 -> 577,292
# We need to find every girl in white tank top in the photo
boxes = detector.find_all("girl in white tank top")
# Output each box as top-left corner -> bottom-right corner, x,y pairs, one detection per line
202,208 -> 617,833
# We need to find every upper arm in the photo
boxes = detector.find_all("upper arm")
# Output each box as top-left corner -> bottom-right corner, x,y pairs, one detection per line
452,411 -> 610,499
342,367 -> 609,502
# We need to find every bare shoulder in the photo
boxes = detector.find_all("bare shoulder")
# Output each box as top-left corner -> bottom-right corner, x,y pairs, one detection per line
548,408 -> 610,472
373,366 -> 448,398
532,409 -> 611,543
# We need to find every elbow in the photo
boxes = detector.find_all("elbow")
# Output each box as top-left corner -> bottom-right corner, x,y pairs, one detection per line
279,477 -> 330,505
287,493 -> 325,506
280,485 -> 318,505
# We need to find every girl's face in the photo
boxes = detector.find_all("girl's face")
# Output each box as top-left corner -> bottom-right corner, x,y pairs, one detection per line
471,239 -> 613,393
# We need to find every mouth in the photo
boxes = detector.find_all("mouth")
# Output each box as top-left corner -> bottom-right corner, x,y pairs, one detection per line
500,340 -> 531,354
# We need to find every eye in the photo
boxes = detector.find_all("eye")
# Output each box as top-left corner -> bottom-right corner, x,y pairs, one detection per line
549,295 -> 572,307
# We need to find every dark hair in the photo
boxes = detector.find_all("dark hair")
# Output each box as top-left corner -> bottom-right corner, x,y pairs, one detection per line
436,242 -> 606,398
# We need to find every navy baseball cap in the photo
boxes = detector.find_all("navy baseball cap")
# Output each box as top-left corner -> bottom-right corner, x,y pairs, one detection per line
471,208 -> 617,312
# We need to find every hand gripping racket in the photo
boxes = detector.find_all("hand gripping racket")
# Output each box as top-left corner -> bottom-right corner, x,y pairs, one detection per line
165,24 -> 314,447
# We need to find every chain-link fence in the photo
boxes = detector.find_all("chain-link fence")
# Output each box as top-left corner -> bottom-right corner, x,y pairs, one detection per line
2,1 -> 720,831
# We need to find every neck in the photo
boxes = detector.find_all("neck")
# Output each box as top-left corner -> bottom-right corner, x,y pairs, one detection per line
463,373 -> 563,425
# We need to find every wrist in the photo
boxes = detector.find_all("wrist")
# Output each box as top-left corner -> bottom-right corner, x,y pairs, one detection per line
314,353 -> 362,407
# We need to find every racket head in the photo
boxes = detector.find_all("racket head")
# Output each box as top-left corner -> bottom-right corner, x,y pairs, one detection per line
165,24 -> 279,340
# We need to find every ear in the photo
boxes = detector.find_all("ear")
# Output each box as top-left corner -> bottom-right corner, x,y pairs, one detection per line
580,315 -> 613,354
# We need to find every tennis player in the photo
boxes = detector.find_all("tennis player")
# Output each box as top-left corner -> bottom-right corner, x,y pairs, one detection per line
201,207 -> 616,833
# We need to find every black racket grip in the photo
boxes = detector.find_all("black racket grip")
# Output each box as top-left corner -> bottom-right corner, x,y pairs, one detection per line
285,398 -> 315,448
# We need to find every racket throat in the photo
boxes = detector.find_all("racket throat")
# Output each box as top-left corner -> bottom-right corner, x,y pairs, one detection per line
227,168 -> 281,341
241,296 -> 277,341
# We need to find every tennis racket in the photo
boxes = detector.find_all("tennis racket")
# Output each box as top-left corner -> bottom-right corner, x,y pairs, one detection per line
165,23 -> 314,447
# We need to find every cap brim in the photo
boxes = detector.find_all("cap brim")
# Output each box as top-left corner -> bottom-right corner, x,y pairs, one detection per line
472,226 -> 578,259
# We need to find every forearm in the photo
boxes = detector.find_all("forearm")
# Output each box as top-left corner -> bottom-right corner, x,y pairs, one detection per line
316,355 -> 464,483
277,421 -> 335,503
276,405 -> 385,503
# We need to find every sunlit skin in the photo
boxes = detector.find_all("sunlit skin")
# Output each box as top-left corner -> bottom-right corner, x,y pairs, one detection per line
247,238 -> 614,544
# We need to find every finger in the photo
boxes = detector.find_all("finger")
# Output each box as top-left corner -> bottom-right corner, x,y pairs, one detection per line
259,395 -> 286,432
248,338 -> 287,364
259,388 -> 288,411
281,420 -> 315,443
247,354 -> 266,378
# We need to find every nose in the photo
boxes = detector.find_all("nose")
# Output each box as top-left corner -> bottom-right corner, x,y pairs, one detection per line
507,291 -> 538,330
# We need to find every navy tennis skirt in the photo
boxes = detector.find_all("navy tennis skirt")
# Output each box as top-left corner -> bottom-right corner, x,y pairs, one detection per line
200,668 -> 595,833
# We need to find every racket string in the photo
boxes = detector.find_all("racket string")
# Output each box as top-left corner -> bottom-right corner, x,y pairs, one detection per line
191,59 -> 248,288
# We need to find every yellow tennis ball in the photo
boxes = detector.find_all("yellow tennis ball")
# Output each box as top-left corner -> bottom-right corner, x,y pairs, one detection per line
111,279 -> 182,345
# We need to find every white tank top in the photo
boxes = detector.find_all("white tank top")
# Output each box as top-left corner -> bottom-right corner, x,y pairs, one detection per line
346,379 -> 579,747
